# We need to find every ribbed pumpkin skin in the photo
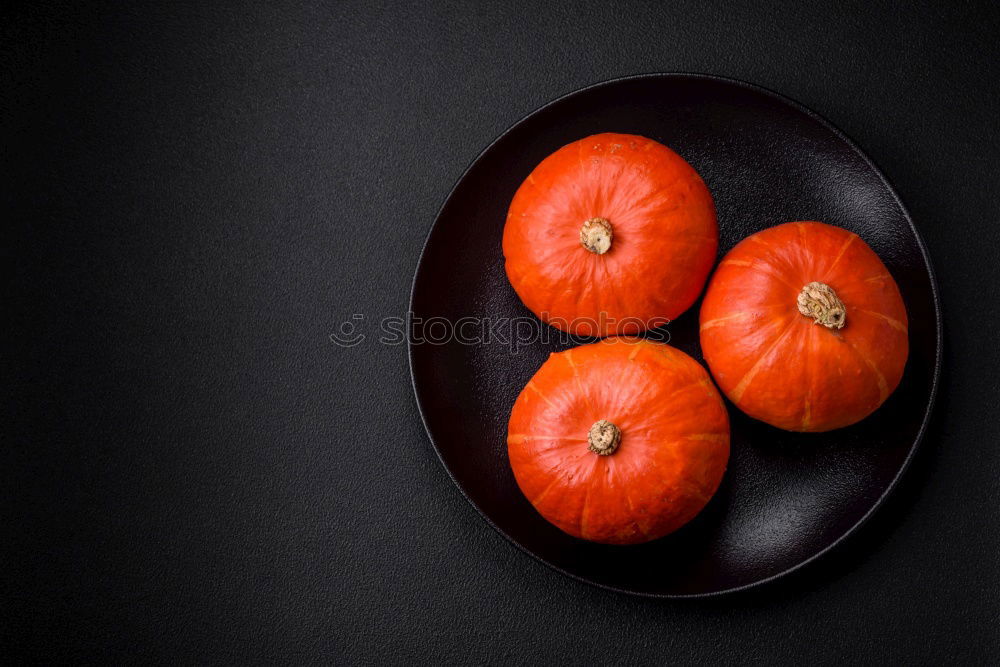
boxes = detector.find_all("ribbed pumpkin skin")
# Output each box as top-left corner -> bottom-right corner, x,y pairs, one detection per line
700,221 -> 909,432
507,339 -> 730,545
503,133 -> 717,337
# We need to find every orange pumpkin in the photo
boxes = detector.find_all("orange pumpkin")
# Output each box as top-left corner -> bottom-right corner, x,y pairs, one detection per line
503,133 -> 717,337
700,221 -> 909,432
507,339 -> 730,544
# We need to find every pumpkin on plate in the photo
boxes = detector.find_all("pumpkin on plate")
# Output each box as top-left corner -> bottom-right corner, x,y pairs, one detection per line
507,339 -> 729,544
700,221 -> 908,432
503,133 -> 717,337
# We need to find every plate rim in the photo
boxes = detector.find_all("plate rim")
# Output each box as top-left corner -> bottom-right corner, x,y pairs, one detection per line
407,72 -> 944,599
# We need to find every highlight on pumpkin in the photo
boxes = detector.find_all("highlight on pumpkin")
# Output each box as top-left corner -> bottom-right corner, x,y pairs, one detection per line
502,133 -> 718,338
507,339 -> 730,545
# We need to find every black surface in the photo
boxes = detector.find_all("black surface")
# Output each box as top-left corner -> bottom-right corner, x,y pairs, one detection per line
3,1 -> 999,663
410,74 -> 940,597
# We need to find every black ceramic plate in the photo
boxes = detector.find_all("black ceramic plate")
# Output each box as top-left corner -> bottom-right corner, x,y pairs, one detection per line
409,74 -> 941,597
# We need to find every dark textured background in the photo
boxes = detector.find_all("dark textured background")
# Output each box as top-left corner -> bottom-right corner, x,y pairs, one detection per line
4,1 -> 999,663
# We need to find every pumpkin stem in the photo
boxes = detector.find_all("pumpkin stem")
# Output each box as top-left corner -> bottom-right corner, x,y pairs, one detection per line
580,218 -> 613,254
587,419 -> 621,456
797,282 -> 846,329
